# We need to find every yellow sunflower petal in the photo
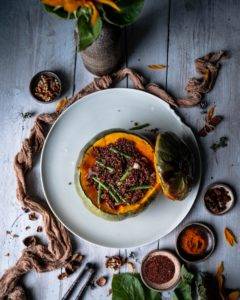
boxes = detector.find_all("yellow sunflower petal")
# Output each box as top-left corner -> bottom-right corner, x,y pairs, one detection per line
86,2 -> 99,25
63,0 -> 83,13
95,0 -> 121,12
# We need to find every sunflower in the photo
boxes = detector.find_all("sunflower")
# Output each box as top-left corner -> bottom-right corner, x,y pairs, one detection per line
42,0 -> 120,25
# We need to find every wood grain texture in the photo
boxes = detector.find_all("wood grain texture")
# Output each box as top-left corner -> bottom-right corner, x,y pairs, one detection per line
0,1 -> 76,299
0,0 -> 240,299
167,0 -> 240,288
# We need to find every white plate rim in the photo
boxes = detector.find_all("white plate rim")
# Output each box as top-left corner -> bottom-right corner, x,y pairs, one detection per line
40,88 -> 202,249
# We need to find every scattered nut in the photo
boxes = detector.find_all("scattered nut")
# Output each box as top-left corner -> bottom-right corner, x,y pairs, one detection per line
58,272 -> 68,280
37,226 -> 43,232
96,276 -> 107,287
126,262 -> 136,273
22,207 -> 30,213
28,212 -> 38,221
105,256 -> 124,271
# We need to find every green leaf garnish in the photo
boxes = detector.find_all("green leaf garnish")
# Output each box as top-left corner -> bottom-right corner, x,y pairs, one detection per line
77,8 -> 102,51
130,185 -> 151,191
110,147 -> 131,159
96,160 -> 114,173
112,273 -> 162,300
92,177 -> 122,204
102,0 -> 144,27
130,123 -> 150,130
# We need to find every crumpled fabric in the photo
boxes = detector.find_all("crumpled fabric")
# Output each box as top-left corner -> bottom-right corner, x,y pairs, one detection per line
0,55 -> 227,299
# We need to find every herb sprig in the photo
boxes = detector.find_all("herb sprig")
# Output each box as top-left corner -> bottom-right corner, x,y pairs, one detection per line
210,136 -> 228,152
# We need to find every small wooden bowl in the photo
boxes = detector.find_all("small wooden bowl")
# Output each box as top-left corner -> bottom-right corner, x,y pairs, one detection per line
140,250 -> 181,292
176,222 -> 215,263
203,183 -> 235,215
29,71 -> 62,103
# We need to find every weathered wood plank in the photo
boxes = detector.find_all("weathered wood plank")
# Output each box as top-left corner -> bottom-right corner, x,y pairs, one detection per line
1,0 -> 240,299
0,1 -> 76,299
124,0 -> 171,273
167,0 -> 240,288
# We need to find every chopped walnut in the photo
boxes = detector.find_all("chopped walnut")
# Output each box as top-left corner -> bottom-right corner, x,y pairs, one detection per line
105,256 -> 124,271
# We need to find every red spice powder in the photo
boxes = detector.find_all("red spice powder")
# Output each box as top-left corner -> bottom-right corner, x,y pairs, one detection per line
142,255 -> 175,284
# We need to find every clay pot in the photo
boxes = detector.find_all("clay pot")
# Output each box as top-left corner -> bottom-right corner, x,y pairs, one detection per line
81,23 -> 123,76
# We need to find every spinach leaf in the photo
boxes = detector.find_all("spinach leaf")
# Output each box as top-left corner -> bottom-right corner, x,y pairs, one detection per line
112,273 -> 162,300
172,265 -> 194,300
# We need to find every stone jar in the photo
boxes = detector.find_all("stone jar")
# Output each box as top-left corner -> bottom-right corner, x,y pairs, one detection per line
81,23 -> 123,76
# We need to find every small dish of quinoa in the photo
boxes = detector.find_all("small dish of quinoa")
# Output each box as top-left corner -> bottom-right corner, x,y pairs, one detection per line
29,71 -> 62,103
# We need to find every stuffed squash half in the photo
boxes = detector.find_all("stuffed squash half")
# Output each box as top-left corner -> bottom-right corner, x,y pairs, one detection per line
75,130 -> 160,220
75,129 -> 194,220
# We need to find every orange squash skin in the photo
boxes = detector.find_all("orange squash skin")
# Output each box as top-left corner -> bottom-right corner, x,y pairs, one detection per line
76,129 -> 161,220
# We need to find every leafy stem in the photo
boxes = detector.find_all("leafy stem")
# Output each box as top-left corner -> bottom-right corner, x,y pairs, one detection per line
92,177 -> 122,204
130,185 -> 151,191
96,160 -> 114,173
110,147 -> 131,159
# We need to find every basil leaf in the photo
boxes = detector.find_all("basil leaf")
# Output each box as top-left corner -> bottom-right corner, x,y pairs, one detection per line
77,9 -> 102,51
134,273 -> 162,300
102,0 -> 144,27
112,273 -> 162,300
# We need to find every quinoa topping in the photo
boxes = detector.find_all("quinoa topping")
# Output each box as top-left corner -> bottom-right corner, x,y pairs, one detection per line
87,138 -> 156,208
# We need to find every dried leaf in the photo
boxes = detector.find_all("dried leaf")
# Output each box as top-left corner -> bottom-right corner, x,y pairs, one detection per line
216,261 -> 224,277
147,64 -> 166,71
224,228 -> 237,246
228,291 -> 240,300
198,106 -> 223,137
56,98 -> 68,113
216,261 -> 225,300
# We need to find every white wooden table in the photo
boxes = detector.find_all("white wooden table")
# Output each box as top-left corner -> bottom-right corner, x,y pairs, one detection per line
1,0 -> 240,299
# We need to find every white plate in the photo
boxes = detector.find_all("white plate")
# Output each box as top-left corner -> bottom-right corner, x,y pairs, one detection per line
41,88 -> 201,249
